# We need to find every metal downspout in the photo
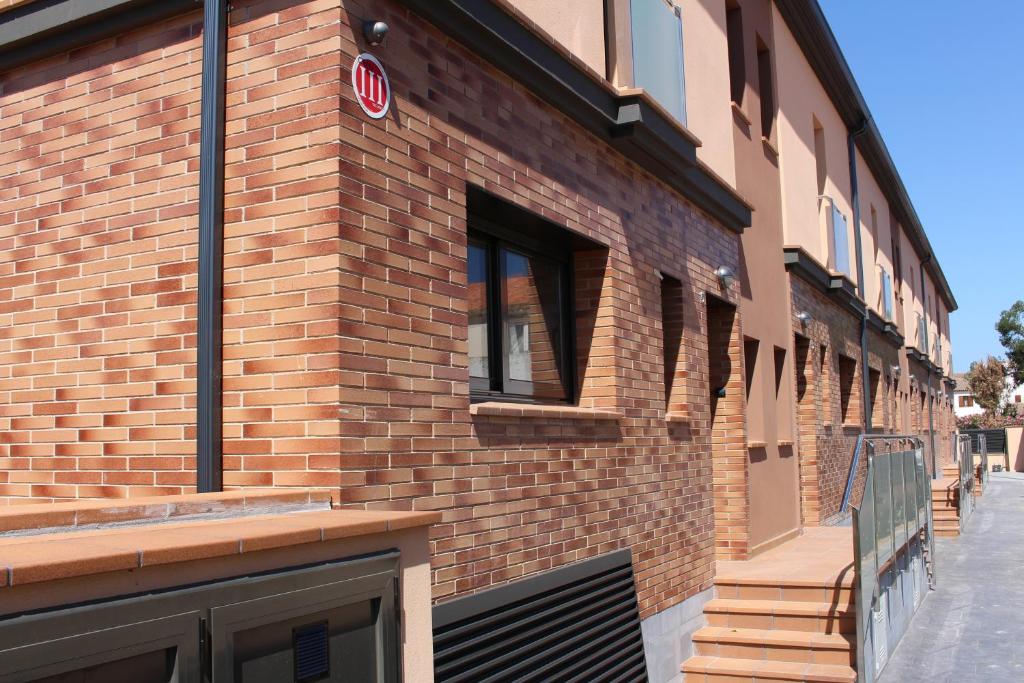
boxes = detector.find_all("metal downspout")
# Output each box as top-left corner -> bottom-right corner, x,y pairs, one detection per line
197,0 -> 228,492
848,118 -> 872,432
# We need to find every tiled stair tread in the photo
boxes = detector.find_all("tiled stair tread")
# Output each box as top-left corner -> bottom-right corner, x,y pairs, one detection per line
682,655 -> 856,682
714,528 -> 854,588
0,489 -> 334,535
715,575 -> 855,588
704,599 -> 853,618
930,477 -> 958,491
693,627 -> 853,650
0,508 -> 441,589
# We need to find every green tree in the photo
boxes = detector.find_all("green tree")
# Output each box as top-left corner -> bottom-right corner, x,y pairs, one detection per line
997,300 -> 1024,386
966,356 -> 1008,413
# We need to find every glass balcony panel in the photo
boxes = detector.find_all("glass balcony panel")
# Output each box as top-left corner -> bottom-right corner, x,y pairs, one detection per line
831,206 -> 851,277
630,0 -> 687,124
881,270 -> 893,321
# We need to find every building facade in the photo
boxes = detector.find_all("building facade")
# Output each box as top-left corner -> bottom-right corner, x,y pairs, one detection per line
0,0 -> 957,680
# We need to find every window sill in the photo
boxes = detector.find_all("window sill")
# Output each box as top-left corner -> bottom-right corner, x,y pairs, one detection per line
747,440 -> 767,449
761,135 -> 779,158
731,101 -> 751,126
665,411 -> 690,423
470,402 -> 623,421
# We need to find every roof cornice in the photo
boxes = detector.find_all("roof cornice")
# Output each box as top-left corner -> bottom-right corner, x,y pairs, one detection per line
774,0 -> 957,312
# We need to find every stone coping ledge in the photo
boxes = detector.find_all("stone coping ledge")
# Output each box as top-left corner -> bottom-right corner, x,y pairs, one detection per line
0,508 -> 441,588
0,489 -> 333,537
470,401 -> 623,421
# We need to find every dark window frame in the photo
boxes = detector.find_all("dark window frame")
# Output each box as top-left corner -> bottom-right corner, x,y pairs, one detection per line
467,207 -> 577,405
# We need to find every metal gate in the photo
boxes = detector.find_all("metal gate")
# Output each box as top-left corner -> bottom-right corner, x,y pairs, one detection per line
851,436 -> 934,683
964,428 -> 1005,457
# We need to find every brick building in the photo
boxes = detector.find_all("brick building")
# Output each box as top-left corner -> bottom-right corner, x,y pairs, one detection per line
0,0 -> 957,681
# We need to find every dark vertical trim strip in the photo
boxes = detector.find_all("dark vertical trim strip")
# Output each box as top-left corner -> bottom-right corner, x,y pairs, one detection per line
920,257 -> 937,478
848,120 -> 872,433
197,0 -> 228,493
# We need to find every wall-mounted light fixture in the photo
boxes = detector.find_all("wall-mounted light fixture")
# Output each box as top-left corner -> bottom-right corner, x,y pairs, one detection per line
714,266 -> 735,290
363,20 -> 389,46
796,311 -> 812,327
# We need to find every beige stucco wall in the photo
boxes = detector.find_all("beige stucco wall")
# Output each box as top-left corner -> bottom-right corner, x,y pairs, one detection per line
681,0 -> 737,185
900,230 -> 923,346
511,0 -> 606,76
772,7 -> 853,279
1007,427 -> 1024,472
854,149 -> 895,318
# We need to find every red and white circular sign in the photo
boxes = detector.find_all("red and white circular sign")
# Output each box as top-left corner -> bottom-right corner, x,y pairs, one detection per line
351,53 -> 391,119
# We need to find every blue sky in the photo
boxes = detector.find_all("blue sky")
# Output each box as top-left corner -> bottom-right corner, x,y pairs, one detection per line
818,1 -> 1024,372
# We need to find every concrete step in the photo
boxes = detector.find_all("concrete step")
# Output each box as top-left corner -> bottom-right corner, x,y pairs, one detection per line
693,627 -> 854,666
703,598 -> 854,634
682,655 -> 856,682
941,464 -> 959,478
933,522 -> 960,537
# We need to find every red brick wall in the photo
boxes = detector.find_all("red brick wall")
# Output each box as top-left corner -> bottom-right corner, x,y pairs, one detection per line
334,0 -> 741,614
789,277 -> 902,525
1,0 -> 747,620
0,11 -> 204,501
220,0 -> 347,489
707,297 -> 750,559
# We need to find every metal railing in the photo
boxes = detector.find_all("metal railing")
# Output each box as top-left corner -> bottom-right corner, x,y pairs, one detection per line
978,434 -> 989,490
954,434 -> 975,529
851,436 -> 933,683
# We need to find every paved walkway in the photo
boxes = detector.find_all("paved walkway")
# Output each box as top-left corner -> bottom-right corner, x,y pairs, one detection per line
881,472 -> 1024,682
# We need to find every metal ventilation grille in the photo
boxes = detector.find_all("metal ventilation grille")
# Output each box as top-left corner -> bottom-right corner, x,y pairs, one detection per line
293,621 -> 329,682
433,550 -> 647,683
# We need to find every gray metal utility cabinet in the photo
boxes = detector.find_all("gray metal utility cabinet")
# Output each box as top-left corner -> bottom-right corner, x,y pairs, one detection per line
0,552 -> 401,683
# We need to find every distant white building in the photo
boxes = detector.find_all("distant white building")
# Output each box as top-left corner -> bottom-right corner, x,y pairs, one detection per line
952,372 -> 1024,418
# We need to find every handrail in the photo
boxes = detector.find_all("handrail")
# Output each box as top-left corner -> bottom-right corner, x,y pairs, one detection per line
839,435 -> 866,514
841,434 -> 923,514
